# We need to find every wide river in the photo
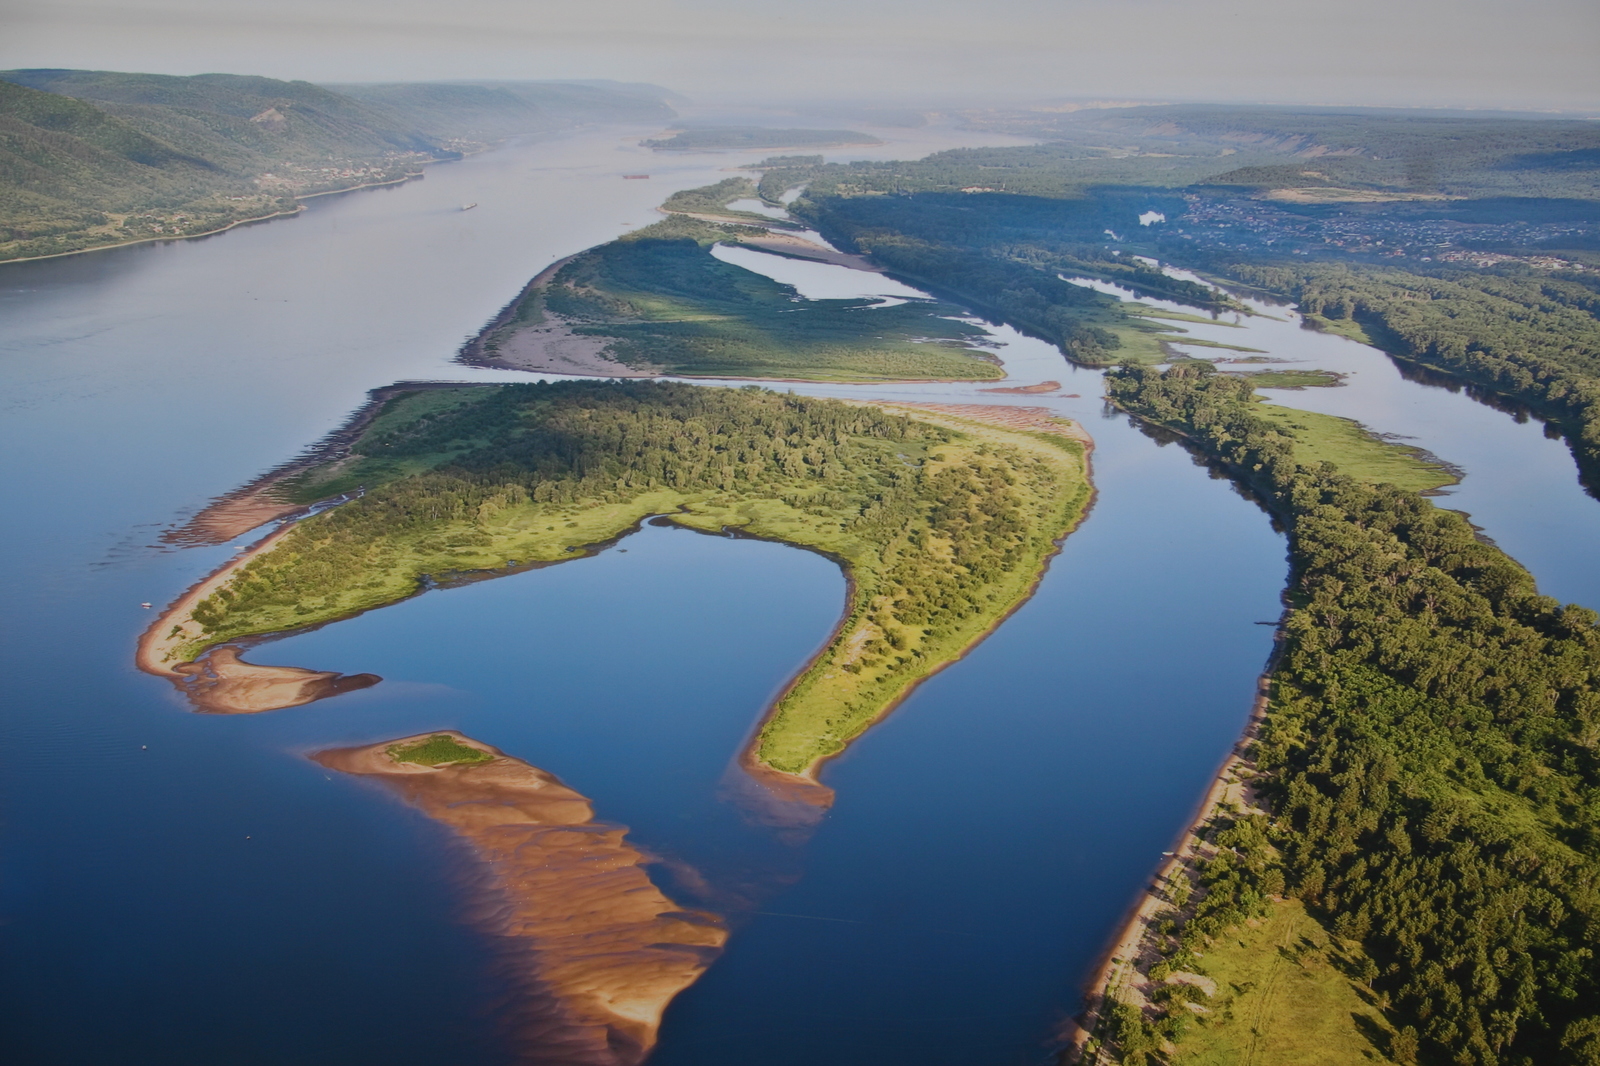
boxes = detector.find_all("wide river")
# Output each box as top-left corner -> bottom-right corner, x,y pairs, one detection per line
2,125 -> 1596,1065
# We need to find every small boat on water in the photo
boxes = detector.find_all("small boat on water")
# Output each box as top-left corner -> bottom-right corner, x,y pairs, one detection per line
460,203 -> 477,211
623,174 -> 650,180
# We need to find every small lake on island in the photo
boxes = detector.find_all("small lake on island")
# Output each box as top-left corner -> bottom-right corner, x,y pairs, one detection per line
2,130 -> 1597,1065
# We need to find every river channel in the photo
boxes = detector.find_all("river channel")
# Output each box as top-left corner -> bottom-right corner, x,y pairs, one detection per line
1,126 -> 1594,1066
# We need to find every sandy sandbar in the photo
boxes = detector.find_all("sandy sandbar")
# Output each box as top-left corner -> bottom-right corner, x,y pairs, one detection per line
136,521 -> 379,713
314,733 -> 726,1065
979,380 -> 1062,395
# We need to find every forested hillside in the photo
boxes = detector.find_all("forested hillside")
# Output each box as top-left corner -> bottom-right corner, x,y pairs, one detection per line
337,79 -> 675,141
0,69 -> 676,261
954,105 -> 1600,202
1098,363 -> 1600,1066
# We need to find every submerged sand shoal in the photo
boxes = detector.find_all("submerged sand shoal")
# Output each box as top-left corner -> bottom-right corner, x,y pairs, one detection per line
980,380 -> 1063,395
314,733 -> 726,1066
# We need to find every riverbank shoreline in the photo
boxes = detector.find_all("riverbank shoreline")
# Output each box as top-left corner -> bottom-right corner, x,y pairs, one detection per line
455,253 -> 656,378
168,381 -> 505,546
0,206 -> 306,266
137,524 -> 301,679
135,520 -> 381,713
0,170 -> 436,266
1061,621 -> 1283,1063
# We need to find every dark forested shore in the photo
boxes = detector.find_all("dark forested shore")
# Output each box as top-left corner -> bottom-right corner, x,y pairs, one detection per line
1090,363 -> 1600,1066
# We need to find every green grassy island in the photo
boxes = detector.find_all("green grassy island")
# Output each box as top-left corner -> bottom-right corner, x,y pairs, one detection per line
161,381 -> 1092,777
493,215 -> 1007,382
387,733 -> 495,766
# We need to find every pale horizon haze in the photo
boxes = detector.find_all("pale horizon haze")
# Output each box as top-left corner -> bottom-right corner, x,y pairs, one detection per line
1,0 -> 1596,113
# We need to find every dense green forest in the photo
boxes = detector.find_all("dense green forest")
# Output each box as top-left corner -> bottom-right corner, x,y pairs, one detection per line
0,69 -> 675,260
179,381 -> 1090,776
789,187 -> 1228,360
533,214 -> 1007,381
1098,363 -> 1600,1066
766,105 -> 1600,1066
641,126 -> 879,151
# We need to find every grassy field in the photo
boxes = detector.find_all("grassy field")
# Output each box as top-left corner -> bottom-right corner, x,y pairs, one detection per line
539,216 -> 1006,381
387,734 -> 493,766
1167,898 -> 1398,1066
1301,313 -> 1379,347
1241,369 -> 1343,389
1252,403 -> 1457,493
177,383 -> 1091,775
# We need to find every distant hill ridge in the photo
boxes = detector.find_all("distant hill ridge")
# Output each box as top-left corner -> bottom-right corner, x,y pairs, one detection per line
0,69 -> 678,262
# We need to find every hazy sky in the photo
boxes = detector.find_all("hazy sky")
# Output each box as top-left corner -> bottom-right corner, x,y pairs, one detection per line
3,0 -> 1596,111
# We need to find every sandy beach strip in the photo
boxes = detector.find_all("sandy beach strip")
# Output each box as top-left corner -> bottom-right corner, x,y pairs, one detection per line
1060,633 -> 1281,1063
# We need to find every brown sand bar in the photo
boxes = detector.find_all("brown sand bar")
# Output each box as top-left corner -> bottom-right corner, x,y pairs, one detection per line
457,254 -> 653,377
474,313 -> 654,378
313,733 -> 726,1066
979,380 -> 1062,395
136,522 -> 378,713
733,230 -> 884,272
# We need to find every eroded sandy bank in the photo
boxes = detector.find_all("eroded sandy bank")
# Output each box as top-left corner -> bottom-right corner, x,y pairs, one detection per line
455,253 -> 652,377
167,381 -> 503,547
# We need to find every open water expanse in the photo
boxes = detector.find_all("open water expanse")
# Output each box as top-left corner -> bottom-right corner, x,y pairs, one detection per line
2,126 -> 1597,1065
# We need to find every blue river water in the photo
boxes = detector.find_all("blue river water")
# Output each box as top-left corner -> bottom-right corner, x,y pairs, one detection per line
1,127 -> 1592,1065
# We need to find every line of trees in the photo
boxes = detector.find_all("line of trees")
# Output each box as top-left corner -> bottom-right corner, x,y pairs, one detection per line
1102,362 -> 1600,1066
